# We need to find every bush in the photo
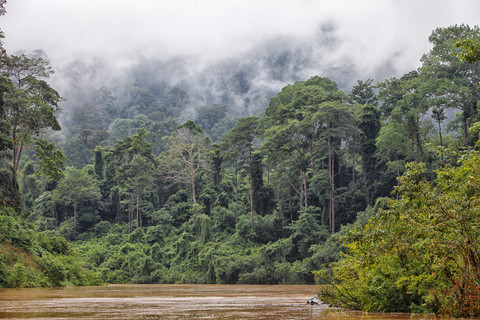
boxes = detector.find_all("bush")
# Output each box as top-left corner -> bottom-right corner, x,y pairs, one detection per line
128,228 -> 145,243
105,233 -> 122,245
0,254 -> 9,287
38,233 -> 72,255
8,263 -> 27,288
0,215 -> 35,250
93,221 -> 112,237
38,254 -> 67,287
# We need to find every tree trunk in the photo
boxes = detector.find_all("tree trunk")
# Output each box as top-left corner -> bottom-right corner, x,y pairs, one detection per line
136,190 -> 140,228
249,149 -> 254,226
12,118 -> 19,179
352,148 -> 356,184
73,200 -> 78,238
128,198 -> 132,233
416,131 -> 425,163
438,119 -> 444,163
234,165 -> 238,225
302,170 -> 308,208
191,170 -> 197,205
437,120 -> 443,148
328,124 -> 336,234
331,157 -> 335,233
328,153 -> 335,233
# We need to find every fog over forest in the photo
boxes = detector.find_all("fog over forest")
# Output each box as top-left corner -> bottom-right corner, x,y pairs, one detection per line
3,1 -> 480,128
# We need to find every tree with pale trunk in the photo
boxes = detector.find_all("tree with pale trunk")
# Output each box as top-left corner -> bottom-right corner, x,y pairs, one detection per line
162,120 -> 210,215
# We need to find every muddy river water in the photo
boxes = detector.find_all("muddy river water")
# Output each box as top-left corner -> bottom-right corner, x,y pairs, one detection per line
0,284 -> 434,319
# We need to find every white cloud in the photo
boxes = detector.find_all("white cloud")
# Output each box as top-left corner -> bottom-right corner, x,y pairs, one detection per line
1,0 -> 479,80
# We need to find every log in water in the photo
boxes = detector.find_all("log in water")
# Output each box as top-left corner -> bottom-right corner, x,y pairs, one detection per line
0,284 -> 434,319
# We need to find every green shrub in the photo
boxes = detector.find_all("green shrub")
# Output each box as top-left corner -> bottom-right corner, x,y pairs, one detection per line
8,263 -> 27,288
128,228 -> 145,243
0,254 -> 9,287
38,254 -> 67,287
0,215 -> 35,250
93,221 -> 112,237
38,233 -> 72,255
105,233 -> 122,245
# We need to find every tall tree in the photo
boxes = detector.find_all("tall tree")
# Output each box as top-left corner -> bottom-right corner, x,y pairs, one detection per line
260,76 -> 344,219
377,71 -> 430,164
358,104 -> 382,204
163,120 -> 210,210
348,79 -> 378,106
314,101 -> 357,233
52,166 -> 101,238
420,25 -> 480,143
0,54 -> 62,179
431,106 -> 446,149
262,118 -> 311,210
117,154 -> 155,232
223,116 -> 258,225
0,76 -> 16,207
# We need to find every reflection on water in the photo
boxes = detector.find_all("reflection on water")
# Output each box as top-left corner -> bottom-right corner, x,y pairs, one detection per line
0,284 -> 434,320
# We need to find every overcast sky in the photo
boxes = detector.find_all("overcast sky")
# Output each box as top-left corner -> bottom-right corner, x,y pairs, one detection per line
1,0 -> 480,82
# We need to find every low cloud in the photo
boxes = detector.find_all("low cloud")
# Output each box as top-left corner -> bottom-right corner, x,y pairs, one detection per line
2,0 -> 480,118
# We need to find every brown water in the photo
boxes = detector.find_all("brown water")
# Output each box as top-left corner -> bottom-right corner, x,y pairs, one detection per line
0,284 -> 434,320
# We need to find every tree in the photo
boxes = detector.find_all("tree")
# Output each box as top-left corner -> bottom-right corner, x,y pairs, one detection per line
100,129 -> 155,223
348,79 -> 378,106
260,76 -> 345,222
117,154 -> 155,232
377,71 -> 430,164
52,167 -> 101,238
31,138 -> 65,180
358,104 -> 382,204
431,106 -> 447,149
420,25 -> 480,143
455,38 -> 480,63
262,117 -> 312,211
163,120 -> 210,210
320,150 -> 480,316
313,101 -> 358,233
0,54 -> 62,179
0,76 -> 17,208
223,116 -> 258,226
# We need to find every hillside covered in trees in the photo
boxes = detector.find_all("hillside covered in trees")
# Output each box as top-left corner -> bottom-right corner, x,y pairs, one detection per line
1,4 -> 480,314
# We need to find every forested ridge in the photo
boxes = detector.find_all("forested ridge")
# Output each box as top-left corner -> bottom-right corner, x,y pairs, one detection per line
1,1 -> 480,315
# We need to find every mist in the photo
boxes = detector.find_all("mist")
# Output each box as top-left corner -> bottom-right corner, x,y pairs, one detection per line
1,0 -> 480,128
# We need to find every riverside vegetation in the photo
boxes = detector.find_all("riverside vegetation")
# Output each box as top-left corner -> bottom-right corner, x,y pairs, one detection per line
0,3 -> 480,315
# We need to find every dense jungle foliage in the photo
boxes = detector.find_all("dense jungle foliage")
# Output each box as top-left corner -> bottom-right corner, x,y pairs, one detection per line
0,1 -> 480,314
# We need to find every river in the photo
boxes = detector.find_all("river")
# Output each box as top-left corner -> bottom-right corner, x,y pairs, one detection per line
0,284 -> 434,319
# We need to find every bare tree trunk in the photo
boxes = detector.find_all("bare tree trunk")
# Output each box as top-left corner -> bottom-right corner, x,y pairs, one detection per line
191,170 -> 197,206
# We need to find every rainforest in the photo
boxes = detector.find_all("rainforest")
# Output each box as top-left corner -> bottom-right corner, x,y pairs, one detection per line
1,1 -> 480,317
